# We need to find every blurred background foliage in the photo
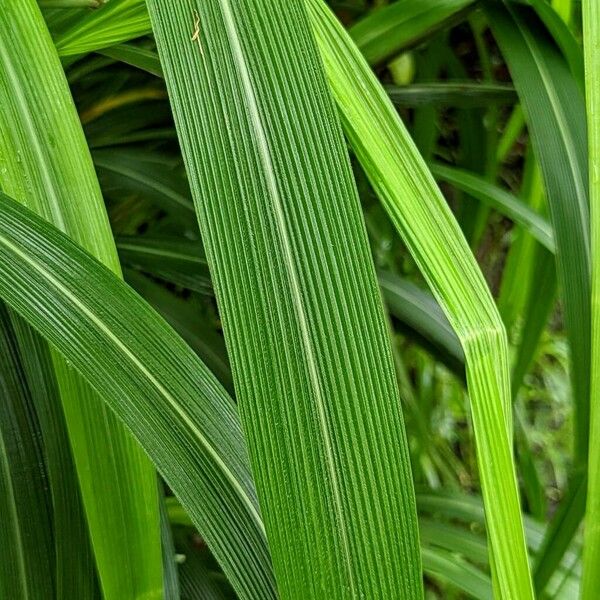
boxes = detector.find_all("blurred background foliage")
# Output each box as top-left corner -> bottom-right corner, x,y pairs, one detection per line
30,0 -> 584,597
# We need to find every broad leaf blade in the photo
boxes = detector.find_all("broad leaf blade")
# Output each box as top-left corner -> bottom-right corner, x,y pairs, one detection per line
147,1 -> 423,598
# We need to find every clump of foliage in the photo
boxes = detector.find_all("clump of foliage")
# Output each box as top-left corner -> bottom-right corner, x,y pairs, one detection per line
0,0 -> 597,599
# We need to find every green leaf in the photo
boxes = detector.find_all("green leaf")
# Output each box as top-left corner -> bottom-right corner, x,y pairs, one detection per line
47,0 -> 150,56
99,42 -> 164,77
485,0 -> 589,463
124,270 -> 233,393
416,489 -> 581,595
430,163 -> 555,252
0,2 -> 162,598
93,149 -> 196,223
421,549 -> 492,600
7,314 -> 100,599
379,272 -> 464,367
386,81 -> 517,108
309,2 -> 534,597
582,0 -> 600,596
117,233 -> 468,373
147,0 -> 423,598
497,149 -> 547,329
0,193 -> 277,600
529,0 -> 584,88
0,304 -> 54,600
534,471 -> 586,594
174,528 -> 233,600
485,4 -> 590,591
348,0 -> 475,66
510,250 -> 557,395
159,487 -> 181,600
117,235 -> 212,295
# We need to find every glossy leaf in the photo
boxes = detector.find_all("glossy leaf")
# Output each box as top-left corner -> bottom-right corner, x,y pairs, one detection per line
0,2 -> 162,597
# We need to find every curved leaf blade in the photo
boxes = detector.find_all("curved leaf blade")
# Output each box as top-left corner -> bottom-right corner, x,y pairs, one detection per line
0,193 -> 276,600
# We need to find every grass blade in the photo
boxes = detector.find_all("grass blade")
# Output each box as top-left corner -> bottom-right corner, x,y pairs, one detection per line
147,0 -> 423,597
159,487 -> 181,600
529,0 -> 584,87
534,471 -> 586,593
93,148 -> 196,222
0,193 -> 277,600
485,0 -> 589,464
0,2 -> 162,597
421,549 -> 491,600
431,163 -> 555,252
7,315 -> 100,598
0,304 -> 54,599
117,235 -> 212,295
124,270 -> 232,393
386,81 -> 517,108
485,4 -> 590,590
582,0 -> 600,596
348,0 -> 475,66
379,272 -> 465,367
47,0 -> 150,56
309,2 -> 534,597
99,42 -> 164,77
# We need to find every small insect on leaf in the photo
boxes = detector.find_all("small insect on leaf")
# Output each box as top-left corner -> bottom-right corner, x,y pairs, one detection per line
191,10 -> 205,58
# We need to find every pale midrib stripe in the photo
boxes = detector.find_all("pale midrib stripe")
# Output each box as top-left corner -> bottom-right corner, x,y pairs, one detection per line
218,0 -> 355,590
0,431 -> 30,600
0,230 -> 264,537
514,14 -> 590,264
0,30 -> 66,232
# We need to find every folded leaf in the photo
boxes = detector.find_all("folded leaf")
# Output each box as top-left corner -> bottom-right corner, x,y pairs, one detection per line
308,2 -> 533,597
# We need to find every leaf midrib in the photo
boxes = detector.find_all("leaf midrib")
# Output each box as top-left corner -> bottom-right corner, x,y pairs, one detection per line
218,0 -> 355,589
